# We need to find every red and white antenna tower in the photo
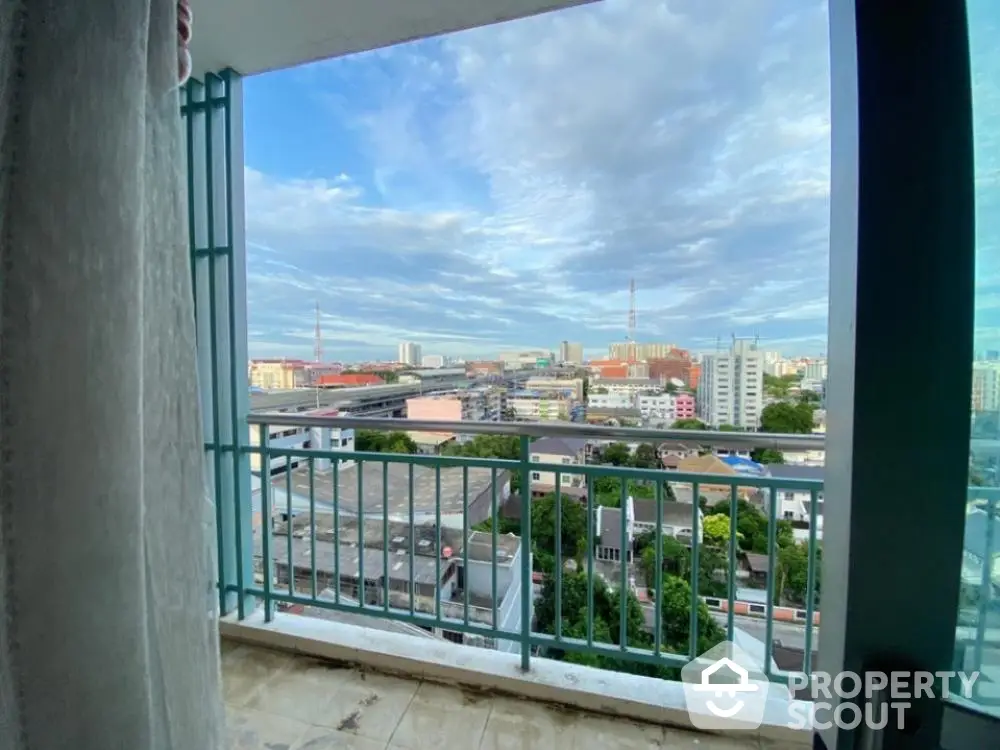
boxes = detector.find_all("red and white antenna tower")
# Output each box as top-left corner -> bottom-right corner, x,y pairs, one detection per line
314,300 -> 323,363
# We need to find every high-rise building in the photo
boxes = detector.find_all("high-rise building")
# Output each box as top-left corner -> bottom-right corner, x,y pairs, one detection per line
398,341 -> 422,366
972,362 -> 1000,412
804,359 -> 828,381
558,341 -> 584,364
697,338 -> 764,429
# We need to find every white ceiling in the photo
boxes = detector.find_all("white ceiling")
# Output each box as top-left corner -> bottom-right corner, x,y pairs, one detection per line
190,0 -> 595,77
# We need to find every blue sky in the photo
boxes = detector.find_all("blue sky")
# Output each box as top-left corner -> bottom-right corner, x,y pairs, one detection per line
242,0 -> 999,362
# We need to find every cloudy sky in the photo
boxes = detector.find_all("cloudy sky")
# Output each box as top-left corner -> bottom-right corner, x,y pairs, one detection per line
240,0 -> 999,362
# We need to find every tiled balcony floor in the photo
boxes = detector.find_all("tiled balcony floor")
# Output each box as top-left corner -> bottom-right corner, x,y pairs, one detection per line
222,641 -> 768,750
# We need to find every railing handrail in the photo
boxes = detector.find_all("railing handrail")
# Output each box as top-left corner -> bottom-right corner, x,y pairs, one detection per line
245,413 -> 826,451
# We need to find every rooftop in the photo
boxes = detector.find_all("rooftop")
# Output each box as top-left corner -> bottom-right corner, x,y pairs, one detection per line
530,436 -> 588,457
765,464 -> 825,481
632,498 -> 696,527
271,462 -> 506,518
273,513 -> 521,566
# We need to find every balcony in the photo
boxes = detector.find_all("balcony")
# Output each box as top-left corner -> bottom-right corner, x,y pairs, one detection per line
215,415 -> 831,746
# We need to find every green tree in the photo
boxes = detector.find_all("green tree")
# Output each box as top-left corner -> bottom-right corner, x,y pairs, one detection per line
631,443 -> 659,469
717,424 -> 741,432
664,382 -> 679,394
702,514 -> 738,547
798,390 -> 822,405
531,493 -> 588,562
441,434 -> 520,460
750,448 -> 785,464
502,406 -> 518,421
355,430 -> 417,454
655,575 -> 726,657
775,542 -> 821,606
671,418 -> 707,430
601,442 -> 632,466
759,401 -> 815,434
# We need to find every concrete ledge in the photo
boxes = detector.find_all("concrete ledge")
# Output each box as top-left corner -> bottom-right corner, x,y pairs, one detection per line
220,611 -> 813,746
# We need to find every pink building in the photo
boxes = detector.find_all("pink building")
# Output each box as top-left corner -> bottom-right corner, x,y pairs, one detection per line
674,393 -> 696,419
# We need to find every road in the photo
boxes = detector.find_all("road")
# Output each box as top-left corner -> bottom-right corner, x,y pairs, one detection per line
713,612 -> 814,652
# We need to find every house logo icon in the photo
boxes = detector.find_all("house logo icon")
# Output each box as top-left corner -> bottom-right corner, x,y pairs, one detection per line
681,641 -> 771,730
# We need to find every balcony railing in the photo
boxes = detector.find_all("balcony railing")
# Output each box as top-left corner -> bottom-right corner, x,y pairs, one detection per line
224,416 -> 827,690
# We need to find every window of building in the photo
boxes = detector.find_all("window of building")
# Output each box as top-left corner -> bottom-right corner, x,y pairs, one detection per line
531,472 -> 541,480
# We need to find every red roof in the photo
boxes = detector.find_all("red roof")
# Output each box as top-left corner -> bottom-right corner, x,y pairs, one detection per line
317,373 -> 384,387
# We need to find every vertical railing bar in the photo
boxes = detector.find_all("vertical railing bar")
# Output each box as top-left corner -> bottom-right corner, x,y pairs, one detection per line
654,479 -> 663,657
435,464 -> 442,624
383,461 -> 390,615
619,476 -> 628,652
519,436 -> 532,671
309,457 -> 317,601
689,481 -> 700,658
203,73 -> 225,616
221,71 -> 245,620
727,484 -> 739,641
285,460 -> 294,596
765,485 -> 778,678
555,470 -> 562,642
803,486 -> 819,677
586,479 -> 595,647
463,466 -> 470,628
333,460 -> 340,603
491,468 -> 498,636
259,424 -> 274,621
973,496 -> 996,680
409,464 -> 415,618
358,460 -> 365,610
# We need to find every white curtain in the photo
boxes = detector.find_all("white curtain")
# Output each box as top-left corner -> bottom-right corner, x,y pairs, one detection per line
0,1 -> 224,747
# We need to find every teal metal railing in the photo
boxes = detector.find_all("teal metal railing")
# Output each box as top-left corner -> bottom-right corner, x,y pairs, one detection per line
218,415 -> 829,685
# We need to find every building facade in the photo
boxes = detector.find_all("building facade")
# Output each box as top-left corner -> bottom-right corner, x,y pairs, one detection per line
249,359 -> 308,390
398,341 -> 423,366
697,338 -> 764,429
608,342 -> 677,360
421,354 -> 446,368
529,437 -> 588,494
558,341 -> 584,364
972,361 -> 1000,411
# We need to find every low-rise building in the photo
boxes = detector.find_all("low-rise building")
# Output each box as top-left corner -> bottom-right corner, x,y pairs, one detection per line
249,358 -> 309,390
249,406 -> 355,477
632,498 -> 703,544
507,391 -> 574,422
525,377 -> 584,400
260,515 -> 526,653
317,373 -> 385,388
591,377 -> 663,397
588,392 -> 634,410
529,437 -> 588,495
754,464 -> 825,526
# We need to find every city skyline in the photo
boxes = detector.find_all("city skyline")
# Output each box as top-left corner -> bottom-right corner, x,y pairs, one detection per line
242,0 -> 834,363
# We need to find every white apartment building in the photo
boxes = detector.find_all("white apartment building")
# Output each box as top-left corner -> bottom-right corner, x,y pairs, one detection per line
421,354 -> 445,368
972,361 -> 1000,411
249,409 -> 356,477
558,341 -> 584,365
398,341 -> 423,366
637,393 -> 676,421
507,394 -> 571,421
591,377 -> 662,397
698,338 -> 764,429
587,392 -> 634,410
804,359 -> 828,380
